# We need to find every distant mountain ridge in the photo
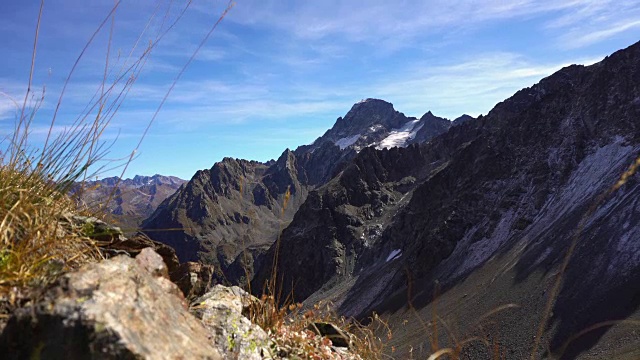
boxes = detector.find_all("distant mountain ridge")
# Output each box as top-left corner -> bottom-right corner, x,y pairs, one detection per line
94,174 -> 185,188
78,174 -> 186,233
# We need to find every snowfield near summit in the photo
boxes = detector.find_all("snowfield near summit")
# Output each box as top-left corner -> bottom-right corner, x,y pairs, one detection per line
376,119 -> 423,149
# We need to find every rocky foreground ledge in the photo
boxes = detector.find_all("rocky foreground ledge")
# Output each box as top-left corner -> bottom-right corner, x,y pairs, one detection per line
0,217 -> 358,360
0,247 -> 273,359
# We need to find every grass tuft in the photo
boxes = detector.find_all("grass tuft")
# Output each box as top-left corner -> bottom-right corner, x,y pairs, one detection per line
0,165 -> 101,304
247,294 -> 391,359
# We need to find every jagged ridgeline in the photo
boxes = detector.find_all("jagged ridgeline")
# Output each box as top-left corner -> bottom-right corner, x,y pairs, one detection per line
76,175 -> 186,234
142,41 -> 640,358
142,99 -> 453,282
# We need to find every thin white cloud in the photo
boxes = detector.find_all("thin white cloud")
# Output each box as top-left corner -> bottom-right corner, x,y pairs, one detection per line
565,19 -> 640,49
153,43 -> 228,63
545,0 -> 640,49
0,81 -> 51,123
364,53 -> 603,118
195,47 -> 227,61
125,80 -> 270,105
113,98 -> 351,129
0,96 -> 19,121
207,127 -> 330,143
104,51 -> 606,130
226,0 -> 639,52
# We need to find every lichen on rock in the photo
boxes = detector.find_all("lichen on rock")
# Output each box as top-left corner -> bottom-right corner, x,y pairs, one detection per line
191,285 -> 272,360
0,250 -> 222,360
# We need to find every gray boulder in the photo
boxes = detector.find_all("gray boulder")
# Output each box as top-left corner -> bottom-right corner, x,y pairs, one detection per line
191,285 -> 272,359
0,249 -> 222,360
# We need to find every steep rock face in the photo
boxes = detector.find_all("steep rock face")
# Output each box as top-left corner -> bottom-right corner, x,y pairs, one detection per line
319,99 -> 409,149
142,157 -> 304,280
295,99 -> 451,183
293,141 -> 347,186
141,156 -> 310,286
306,99 -> 452,153
408,111 -> 452,145
294,99 -> 415,185
257,42 -> 640,358
253,125 -> 478,301
77,174 -> 185,233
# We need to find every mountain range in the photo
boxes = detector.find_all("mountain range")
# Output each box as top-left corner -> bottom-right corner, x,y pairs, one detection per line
138,41 -> 640,358
141,99 -> 456,281
77,174 -> 186,233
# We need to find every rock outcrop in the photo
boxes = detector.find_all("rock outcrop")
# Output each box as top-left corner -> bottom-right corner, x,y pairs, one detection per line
171,261 -> 215,299
0,249 -> 223,360
63,214 -> 181,274
0,247 -> 286,359
192,285 -> 271,360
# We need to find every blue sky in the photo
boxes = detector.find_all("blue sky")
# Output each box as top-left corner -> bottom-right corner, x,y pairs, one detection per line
1,0 -> 639,180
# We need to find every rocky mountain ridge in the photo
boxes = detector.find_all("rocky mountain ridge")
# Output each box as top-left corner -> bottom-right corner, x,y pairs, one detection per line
255,41 -> 640,358
76,174 -> 186,233
142,100 -> 453,283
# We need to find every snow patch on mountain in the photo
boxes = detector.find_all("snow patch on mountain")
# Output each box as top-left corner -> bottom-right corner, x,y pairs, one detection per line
377,120 -> 422,149
385,249 -> 402,262
335,134 -> 361,150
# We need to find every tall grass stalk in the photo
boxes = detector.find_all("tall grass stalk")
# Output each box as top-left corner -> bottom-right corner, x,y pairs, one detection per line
0,0 -> 233,298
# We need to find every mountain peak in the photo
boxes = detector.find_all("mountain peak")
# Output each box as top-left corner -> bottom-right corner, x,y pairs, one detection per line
419,111 -> 437,120
452,114 -> 474,126
347,98 -> 395,115
324,99 -> 404,139
274,148 -> 295,168
354,98 -> 391,106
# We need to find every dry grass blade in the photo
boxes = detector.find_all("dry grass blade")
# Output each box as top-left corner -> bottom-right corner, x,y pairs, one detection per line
0,168 -> 102,293
14,0 -> 43,157
106,0 -> 235,209
473,303 -> 520,327
40,1 -> 122,157
427,348 -> 455,360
